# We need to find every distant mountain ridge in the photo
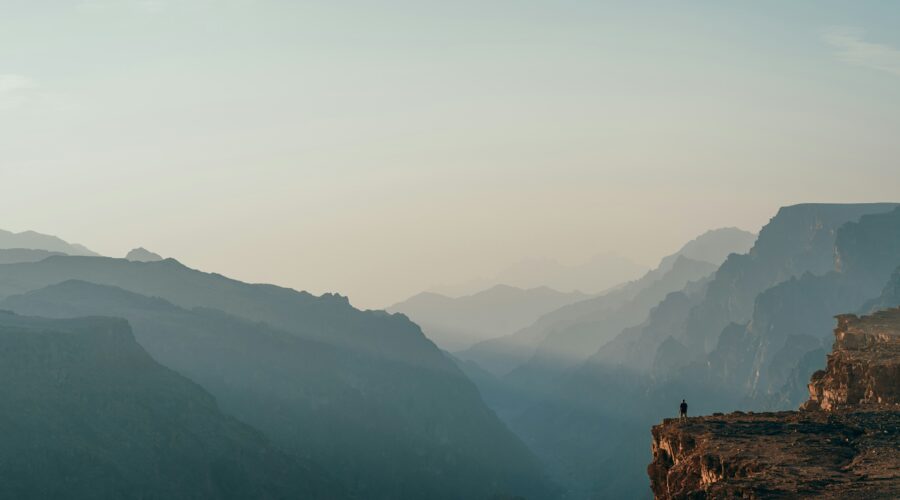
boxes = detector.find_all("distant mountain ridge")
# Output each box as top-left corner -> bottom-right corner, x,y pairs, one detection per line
0,255 -> 556,499
428,252 -> 647,298
0,228 -> 98,256
388,284 -> 589,351
0,248 -> 65,264
458,227 -> 756,376
126,247 -> 163,262
498,203 -> 900,498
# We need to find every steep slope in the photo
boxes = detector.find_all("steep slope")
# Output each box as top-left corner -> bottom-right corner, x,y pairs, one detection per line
504,204 -> 898,498
591,278 -> 710,375
504,256 -> 718,394
649,309 -> 900,499
804,311 -> 900,411
0,228 -> 98,256
0,260 -> 555,499
0,311 -> 337,500
705,206 -> 900,408
679,203 -> 898,353
459,227 -> 755,377
666,227 -> 756,267
388,285 -> 588,351
862,266 -> 900,314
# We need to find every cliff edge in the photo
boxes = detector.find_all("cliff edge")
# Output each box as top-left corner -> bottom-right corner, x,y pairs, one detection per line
648,308 -> 900,499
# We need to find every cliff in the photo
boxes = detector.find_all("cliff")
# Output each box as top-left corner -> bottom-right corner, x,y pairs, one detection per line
648,308 -> 900,499
804,310 -> 900,411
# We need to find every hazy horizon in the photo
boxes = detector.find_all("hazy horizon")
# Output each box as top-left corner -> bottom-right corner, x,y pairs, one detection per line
3,1 -> 900,308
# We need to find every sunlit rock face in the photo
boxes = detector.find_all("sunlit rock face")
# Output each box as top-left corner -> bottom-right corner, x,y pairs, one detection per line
648,309 -> 900,500
804,310 -> 900,411
648,410 -> 900,499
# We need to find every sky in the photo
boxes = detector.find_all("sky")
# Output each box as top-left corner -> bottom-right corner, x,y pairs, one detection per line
1,1 -> 899,309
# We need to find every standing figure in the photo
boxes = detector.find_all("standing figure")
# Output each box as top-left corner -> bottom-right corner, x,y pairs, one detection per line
679,399 -> 688,420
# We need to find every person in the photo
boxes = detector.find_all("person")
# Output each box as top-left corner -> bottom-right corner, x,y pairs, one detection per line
680,399 -> 688,419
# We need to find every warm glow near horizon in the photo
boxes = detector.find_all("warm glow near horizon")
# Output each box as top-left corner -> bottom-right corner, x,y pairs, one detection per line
2,1 -> 899,308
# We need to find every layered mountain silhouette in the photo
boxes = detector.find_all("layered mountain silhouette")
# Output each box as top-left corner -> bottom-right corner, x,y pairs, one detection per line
0,312 -> 339,499
0,256 -> 555,499
475,203 -> 900,498
458,227 -> 755,378
3,204 -> 897,499
388,285 -> 589,351
428,252 -> 647,298
0,248 -> 65,264
0,229 -> 97,256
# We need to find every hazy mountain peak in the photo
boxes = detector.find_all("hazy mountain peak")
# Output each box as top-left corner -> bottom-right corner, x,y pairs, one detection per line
428,253 -> 646,298
0,228 -> 98,256
677,227 -> 756,264
389,283 -> 590,351
125,247 -> 163,262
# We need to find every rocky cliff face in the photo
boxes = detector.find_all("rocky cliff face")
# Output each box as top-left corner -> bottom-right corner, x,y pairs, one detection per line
648,308 -> 900,499
804,309 -> 900,411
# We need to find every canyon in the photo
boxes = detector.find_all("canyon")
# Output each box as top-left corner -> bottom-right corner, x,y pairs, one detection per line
648,308 -> 900,499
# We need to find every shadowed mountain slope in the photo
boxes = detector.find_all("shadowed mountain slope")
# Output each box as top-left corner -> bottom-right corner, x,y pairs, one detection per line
0,259 -> 555,499
458,227 -> 755,377
0,312 -> 338,500
492,203 -> 899,498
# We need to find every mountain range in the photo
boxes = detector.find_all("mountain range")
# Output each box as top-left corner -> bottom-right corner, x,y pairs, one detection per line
0,312 -> 339,499
457,227 -> 756,378
388,285 -> 589,351
0,256 -> 555,499
427,252 -> 648,298
477,203 -> 900,498
0,229 -> 98,256
2,205 -> 898,499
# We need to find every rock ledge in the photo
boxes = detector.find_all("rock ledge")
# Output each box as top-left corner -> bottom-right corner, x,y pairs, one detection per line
648,308 -> 900,499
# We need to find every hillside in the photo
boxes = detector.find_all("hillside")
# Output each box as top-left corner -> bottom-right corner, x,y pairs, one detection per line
0,312 -> 337,499
0,259 -> 555,499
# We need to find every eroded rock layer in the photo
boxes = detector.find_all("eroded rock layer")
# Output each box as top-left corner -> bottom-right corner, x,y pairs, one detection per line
804,309 -> 900,411
648,308 -> 900,499
649,410 -> 899,499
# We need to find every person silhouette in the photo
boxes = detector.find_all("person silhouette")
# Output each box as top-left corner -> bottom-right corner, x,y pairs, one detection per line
680,399 -> 688,420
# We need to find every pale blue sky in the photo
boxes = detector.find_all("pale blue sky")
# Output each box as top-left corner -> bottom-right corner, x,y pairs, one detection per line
1,1 -> 899,307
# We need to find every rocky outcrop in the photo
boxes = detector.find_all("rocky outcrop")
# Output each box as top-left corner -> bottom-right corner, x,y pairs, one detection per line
804,309 -> 900,411
648,410 -> 900,499
648,309 -> 900,499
